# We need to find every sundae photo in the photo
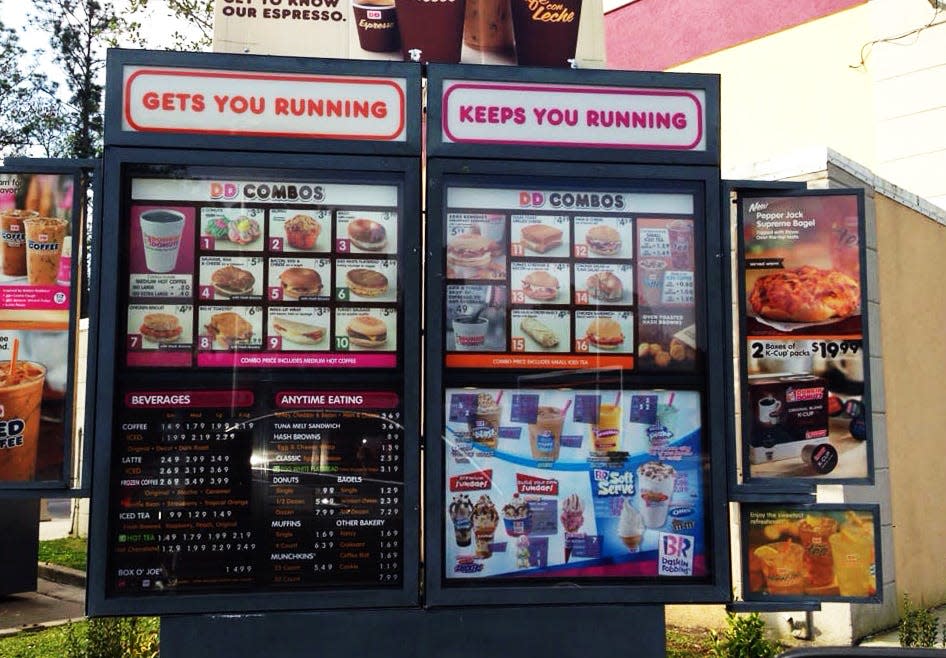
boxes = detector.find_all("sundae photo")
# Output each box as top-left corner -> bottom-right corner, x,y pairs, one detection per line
560,492 -> 584,562
449,494 -> 474,547
502,494 -> 532,537
471,495 -> 499,558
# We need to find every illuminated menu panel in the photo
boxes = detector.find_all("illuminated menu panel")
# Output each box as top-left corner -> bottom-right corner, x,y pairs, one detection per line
442,186 -> 698,372
124,177 -> 401,370
107,389 -> 404,595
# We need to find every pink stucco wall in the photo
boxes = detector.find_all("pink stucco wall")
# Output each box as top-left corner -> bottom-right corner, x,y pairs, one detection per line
605,0 -> 866,71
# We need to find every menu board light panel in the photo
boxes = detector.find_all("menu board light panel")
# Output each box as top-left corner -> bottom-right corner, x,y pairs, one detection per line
442,183 -> 700,373
444,386 -> 709,581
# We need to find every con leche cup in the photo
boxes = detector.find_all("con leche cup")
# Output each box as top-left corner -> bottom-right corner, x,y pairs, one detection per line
140,209 -> 186,274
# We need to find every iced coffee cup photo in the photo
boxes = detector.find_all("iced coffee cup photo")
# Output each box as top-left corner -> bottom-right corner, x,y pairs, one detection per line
528,402 -> 568,461
0,358 -> 46,482
463,0 -> 513,53
23,216 -> 68,286
352,0 -> 400,53
139,209 -> 186,273
395,0 -> 466,63
510,0 -> 582,67
1,210 -> 39,278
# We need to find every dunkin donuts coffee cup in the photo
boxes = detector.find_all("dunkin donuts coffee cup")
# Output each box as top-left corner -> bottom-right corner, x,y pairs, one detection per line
0,361 -> 46,482
463,0 -> 513,51
396,0 -> 466,63
353,0 -> 400,52
1,210 -> 38,277
24,216 -> 68,285
140,209 -> 186,274
510,0 -> 582,67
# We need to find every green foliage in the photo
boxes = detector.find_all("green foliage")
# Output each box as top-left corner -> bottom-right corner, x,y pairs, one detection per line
38,536 -> 88,571
899,593 -> 940,648
64,617 -> 159,658
0,623 -> 72,658
709,612 -> 779,658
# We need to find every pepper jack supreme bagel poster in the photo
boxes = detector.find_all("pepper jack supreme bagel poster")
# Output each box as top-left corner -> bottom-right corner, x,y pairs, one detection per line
738,191 -> 869,483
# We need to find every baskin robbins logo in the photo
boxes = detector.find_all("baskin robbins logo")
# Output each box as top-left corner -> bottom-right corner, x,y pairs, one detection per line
449,469 -> 493,492
591,468 -> 635,497
658,532 -> 694,576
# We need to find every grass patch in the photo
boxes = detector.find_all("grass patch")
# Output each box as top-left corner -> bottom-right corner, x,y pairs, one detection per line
0,623 -> 74,658
37,536 -> 88,571
667,625 -> 716,658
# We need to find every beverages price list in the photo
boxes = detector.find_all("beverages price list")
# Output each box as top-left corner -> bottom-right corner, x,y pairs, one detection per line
107,388 -> 405,595
442,185 -> 699,373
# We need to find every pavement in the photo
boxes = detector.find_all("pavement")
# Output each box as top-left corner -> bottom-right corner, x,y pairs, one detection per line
0,498 -> 86,638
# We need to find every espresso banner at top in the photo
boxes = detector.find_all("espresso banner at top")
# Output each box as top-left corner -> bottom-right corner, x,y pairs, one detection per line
213,0 -> 606,68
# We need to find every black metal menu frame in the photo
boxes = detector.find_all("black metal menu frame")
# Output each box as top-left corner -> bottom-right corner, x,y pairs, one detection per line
87,50 -> 423,616
0,158 -> 93,495
423,65 -> 730,607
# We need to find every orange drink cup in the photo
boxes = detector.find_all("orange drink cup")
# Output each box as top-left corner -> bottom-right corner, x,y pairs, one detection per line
829,521 -> 875,597
754,541 -> 806,595
591,403 -> 621,451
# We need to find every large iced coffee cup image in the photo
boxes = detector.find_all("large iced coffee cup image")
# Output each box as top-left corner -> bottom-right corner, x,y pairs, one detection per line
463,0 -> 513,52
353,0 -> 400,52
395,0 -> 466,63
510,0 -> 582,67
636,461 -> 675,528
139,209 -> 186,273
0,360 -> 46,482
23,216 -> 68,285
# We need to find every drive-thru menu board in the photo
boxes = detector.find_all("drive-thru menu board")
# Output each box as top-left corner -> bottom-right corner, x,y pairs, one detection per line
443,185 -> 698,372
105,165 -> 410,599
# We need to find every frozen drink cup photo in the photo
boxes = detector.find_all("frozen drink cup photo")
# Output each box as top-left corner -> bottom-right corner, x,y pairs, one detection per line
24,216 -> 68,285
140,209 -> 186,273
396,0 -> 466,63
636,461 -> 675,528
0,359 -> 46,482
510,0 -> 582,67
353,0 -> 400,52
1,210 -> 38,277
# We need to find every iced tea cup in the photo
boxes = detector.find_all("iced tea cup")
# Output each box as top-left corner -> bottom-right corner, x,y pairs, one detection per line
140,209 -> 185,274
754,541 -> 806,595
0,361 -> 46,482
1,210 -> 38,277
829,522 -> 875,597
638,258 -> 667,306
24,217 -> 68,285
395,0 -> 466,63
798,515 -> 838,588
667,219 -> 693,270
528,405 -> 564,461
590,403 -> 621,452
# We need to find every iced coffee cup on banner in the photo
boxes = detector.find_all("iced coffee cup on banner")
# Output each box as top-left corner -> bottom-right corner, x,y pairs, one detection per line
24,216 -> 68,285
510,0 -> 582,67
396,0 -> 466,63
463,0 -> 513,52
0,360 -> 46,482
1,210 -> 38,277
353,0 -> 400,52
140,209 -> 186,274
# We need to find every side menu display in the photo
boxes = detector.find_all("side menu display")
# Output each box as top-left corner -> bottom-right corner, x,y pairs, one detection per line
109,389 -> 404,594
442,185 -> 699,372
124,177 -> 400,369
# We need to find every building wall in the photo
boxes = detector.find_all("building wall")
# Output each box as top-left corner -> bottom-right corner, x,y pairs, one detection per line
873,194 -> 946,609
